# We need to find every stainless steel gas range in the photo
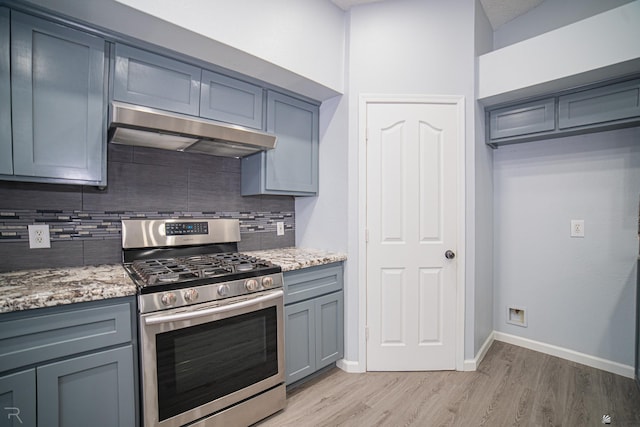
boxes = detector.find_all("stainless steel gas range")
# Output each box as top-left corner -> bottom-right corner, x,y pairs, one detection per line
121,218 -> 285,427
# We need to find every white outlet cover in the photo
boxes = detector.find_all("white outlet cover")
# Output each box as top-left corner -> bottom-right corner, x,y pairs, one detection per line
570,219 -> 585,238
28,224 -> 51,249
276,222 -> 285,236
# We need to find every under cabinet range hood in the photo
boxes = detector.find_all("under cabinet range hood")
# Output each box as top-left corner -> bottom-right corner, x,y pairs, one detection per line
108,102 -> 277,158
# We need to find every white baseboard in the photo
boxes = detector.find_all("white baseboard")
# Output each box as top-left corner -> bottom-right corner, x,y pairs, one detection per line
336,358 -> 365,373
463,331 -> 495,371
493,331 -> 635,379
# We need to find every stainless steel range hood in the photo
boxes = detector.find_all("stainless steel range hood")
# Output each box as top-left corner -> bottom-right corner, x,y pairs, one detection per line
108,102 -> 277,158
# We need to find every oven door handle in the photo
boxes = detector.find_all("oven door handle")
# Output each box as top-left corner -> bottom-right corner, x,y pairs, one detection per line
143,290 -> 283,325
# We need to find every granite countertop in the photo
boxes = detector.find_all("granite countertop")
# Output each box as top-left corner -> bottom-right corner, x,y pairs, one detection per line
0,247 -> 345,314
0,264 -> 136,314
243,247 -> 347,272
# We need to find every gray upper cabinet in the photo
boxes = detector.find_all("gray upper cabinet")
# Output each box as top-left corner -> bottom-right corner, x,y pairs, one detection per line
488,98 -> 555,141
558,78 -> 640,129
0,8 -> 11,176
486,76 -> 640,147
200,70 -> 264,129
113,43 -> 201,116
7,11 -> 106,185
241,91 -> 319,196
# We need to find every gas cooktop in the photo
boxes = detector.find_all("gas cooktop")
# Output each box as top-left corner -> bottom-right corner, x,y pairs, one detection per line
125,252 -> 281,291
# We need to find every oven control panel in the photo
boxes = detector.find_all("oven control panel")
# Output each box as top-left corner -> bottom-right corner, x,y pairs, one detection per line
165,222 -> 209,236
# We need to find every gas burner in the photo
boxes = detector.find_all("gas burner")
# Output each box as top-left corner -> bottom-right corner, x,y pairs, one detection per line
235,263 -> 255,272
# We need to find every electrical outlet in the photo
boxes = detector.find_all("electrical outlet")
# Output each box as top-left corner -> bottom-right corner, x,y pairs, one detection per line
276,222 -> 285,236
570,219 -> 585,238
28,224 -> 51,249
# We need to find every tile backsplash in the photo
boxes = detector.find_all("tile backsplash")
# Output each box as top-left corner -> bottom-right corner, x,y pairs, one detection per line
0,144 -> 295,272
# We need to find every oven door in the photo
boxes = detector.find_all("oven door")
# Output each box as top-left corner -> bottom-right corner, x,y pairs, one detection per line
139,289 -> 285,427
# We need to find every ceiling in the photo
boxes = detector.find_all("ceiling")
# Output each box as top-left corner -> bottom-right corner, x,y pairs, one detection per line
330,0 -> 545,29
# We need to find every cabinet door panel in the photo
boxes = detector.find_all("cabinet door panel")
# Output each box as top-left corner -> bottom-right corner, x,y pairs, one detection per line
200,70 -> 263,129
559,79 -> 640,129
489,98 -> 555,140
285,300 -> 315,384
10,11 -> 105,183
265,92 -> 318,194
284,263 -> 343,305
0,301 -> 132,373
0,370 -> 36,427
114,44 -> 201,116
315,291 -> 344,369
37,345 -> 135,427
0,8 -> 11,175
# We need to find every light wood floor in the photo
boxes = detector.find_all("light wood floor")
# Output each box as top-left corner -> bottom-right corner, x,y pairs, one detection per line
258,341 -> 640,427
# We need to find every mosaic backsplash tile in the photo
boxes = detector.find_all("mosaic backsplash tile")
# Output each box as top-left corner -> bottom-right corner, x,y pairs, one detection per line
0,144 -> 297,271
0,210 -> 294,242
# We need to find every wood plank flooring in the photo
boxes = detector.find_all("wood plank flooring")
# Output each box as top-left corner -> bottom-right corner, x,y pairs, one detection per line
257,341 -> 640,427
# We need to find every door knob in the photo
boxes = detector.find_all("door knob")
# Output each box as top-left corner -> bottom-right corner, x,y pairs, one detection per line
445,250 -> 456,260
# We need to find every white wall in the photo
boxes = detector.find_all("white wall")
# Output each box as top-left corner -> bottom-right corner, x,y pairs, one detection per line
493,0 -> 634,50
478,1 -> 640,105
493,127 -> 640,366
295,94 -> 348,253
113,0 -> 345,95
345,0 -> 479,365
23,0 -> 345,101
473,0 -> 494,358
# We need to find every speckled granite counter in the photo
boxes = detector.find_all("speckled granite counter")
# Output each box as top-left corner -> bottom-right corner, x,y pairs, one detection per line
0,265 -> 136,313
243,247 -> 347,272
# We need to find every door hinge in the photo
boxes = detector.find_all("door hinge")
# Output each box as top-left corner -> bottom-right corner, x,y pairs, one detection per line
365,326 -> 369,341
365,229 -> 369,243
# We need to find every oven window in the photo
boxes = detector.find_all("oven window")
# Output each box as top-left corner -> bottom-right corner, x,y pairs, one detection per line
156,306 -> 279,421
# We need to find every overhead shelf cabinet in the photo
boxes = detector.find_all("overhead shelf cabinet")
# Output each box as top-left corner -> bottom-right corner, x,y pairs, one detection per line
486,77 -> 640,147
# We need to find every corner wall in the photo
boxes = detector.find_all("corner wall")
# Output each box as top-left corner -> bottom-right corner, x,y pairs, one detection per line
493,127 -> 640,367
345,0 -> 478,366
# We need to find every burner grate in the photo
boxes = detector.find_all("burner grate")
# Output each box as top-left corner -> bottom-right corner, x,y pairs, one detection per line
130,252 -> 275,286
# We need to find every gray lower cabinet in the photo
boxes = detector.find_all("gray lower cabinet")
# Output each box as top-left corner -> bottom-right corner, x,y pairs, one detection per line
0,7 -> 11,176
37,346 -> 135,427
0,370 -> 36,427
284,263 -> 344,385
5,11 -> 107,185
113,43 -> 201,116
241,91 -> 319,196
0,297 -> 137,427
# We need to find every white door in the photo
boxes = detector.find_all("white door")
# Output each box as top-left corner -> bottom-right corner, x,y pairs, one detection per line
366,98 -> 461,371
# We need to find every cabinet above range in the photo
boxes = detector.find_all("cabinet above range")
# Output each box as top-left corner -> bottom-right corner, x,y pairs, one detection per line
1,4 -> 320,195
111,43 -> 320,196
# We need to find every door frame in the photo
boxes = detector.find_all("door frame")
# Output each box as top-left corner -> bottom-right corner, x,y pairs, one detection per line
358,94 -> 466,371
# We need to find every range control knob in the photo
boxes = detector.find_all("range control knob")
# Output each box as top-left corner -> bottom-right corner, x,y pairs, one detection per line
245,279 -> 259,292
217,284 -> 230,297
262,276 -> 274,288
183,288 -> 199,302
160,292 -> 177,306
